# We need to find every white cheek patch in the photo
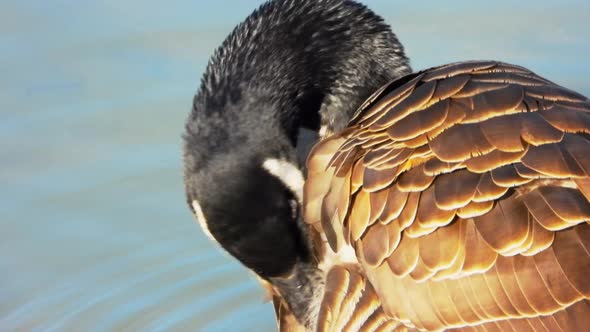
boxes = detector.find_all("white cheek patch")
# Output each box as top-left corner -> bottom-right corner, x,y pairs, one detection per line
191,199 -> 217,243
262,158 -> 305,203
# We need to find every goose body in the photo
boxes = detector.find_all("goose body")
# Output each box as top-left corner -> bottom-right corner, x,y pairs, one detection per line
182,1 -> 590,331
305,61 -> 590,331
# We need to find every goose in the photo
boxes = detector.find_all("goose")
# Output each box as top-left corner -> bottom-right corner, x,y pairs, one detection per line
182,0 -> 590,331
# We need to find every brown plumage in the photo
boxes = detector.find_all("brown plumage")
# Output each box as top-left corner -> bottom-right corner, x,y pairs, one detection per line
303,61 -> 590,331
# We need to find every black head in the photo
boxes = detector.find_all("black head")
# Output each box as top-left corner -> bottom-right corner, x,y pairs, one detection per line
183,0 -> 411,309
183,109 -> 312,278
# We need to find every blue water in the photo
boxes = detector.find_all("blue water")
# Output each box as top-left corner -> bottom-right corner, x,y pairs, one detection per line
2,1 -> 589,331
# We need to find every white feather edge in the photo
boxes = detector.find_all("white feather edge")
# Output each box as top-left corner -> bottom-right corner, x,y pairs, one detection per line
191,199 -> 217,243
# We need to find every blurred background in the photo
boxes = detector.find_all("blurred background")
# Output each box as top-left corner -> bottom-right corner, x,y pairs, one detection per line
2,0 -> 589,331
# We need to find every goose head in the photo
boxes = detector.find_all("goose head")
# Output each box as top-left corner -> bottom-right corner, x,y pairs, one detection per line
182,0 -> 411,327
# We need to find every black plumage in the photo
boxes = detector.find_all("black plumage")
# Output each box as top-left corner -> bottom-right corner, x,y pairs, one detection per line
182,0 -> 410,328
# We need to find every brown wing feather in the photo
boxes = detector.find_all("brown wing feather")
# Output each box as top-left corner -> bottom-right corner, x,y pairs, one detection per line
304,61 -> 590,331
315,266 -> 406,332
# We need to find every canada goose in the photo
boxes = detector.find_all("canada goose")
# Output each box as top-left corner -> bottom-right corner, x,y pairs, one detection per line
183,0 -> 590,331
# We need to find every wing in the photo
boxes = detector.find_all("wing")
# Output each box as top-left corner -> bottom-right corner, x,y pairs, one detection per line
304,61 -> 590,331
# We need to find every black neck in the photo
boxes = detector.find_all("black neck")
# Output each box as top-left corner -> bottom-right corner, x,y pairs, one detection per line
184,0 -> 412,327
191,0 -> 411,140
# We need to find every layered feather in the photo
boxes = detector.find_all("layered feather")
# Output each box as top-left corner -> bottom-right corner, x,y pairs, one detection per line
304,61 -> 590,331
